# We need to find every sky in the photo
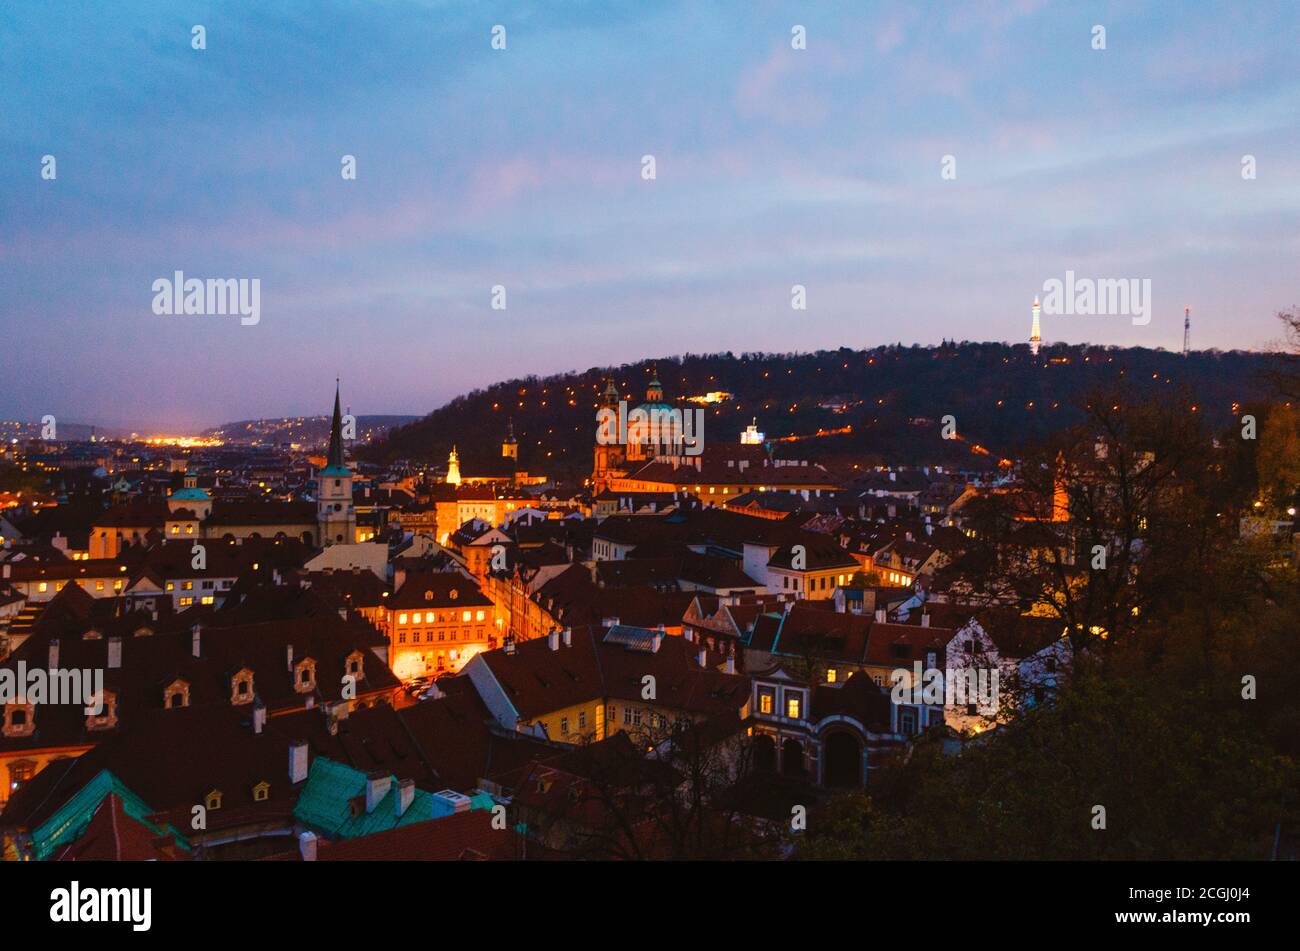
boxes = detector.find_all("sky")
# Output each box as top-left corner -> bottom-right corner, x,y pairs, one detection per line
2,0 -> 1298,431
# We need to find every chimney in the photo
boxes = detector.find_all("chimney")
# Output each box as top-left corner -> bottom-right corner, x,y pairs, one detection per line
548,630 -> 560,651
298,831 -> 318,862
288,740 -> 309,784
252,700 -> 266,734
48,638 -> 60,670
562,627 -> 572,647
651,631 -> 663,653
697,647 -> 708,668
889,471 -> 896,482
395,778 -> 415,817
191,624 -> 201,658
504,636 -> 516,655
286,643 -> 294,672
107,637 -> 122,670
921,613 -> 931,628
365,772 -> 392,813
874,608 -> 887,623
724,654 -> 735,675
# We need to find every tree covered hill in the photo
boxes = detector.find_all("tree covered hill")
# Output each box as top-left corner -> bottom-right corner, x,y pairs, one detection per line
363,342 -> 1281,477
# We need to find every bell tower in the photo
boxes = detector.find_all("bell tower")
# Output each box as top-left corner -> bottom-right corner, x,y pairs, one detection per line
502,418 -> 518,462
316,381 -> 356,546
592,377 -> 625,493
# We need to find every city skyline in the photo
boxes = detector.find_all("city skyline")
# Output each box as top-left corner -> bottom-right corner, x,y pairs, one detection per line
3,1 -> 1298,431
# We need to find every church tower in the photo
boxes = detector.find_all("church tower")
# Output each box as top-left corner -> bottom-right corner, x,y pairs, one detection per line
317,382 -> 356,546
446,446 -> 462,486
502,418 -> 518,462
592,377 -> 626,493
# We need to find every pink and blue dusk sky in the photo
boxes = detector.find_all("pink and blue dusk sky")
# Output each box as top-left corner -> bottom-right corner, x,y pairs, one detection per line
2,1 -> 1298,430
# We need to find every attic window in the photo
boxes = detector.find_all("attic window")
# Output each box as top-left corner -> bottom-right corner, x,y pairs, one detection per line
294,658 -> 317,694
230,670 -> 254,705
205,790 -> 223,811
346,651 -> 364,678
424,590 -> 433,601
86,691 -> 118,731
165,679 -> 190,708
252,781 -> 270,802
3,704 -> 35,739
449,589 -> 458,600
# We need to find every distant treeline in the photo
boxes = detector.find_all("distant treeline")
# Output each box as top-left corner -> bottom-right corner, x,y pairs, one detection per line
361,342 -> 1282,475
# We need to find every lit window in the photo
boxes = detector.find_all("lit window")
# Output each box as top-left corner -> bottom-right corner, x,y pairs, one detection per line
462,611 -> 471,622
398,613 -> 408,625
475,610 -> 485,622
827,669 -> 837,683
786,694 -> 802,719
759,692 -> 773,715
166,582 -> 175,591
412,612 -> 422,624
38,582 -> 48,593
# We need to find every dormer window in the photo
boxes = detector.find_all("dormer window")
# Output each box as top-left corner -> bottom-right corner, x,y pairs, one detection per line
294,658 -> 317,694
345,651 -> 364,680
3,703 -> 35,739
165,679 -> 190,709
86,690 -> 118,731
252,781 -> 270,802
231,669 -> 254,705
205,790 -> 223,811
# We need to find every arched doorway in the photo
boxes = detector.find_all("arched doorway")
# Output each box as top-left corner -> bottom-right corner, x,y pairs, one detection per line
781,738 -> 805,776
753,734 -> 776,773
823,731 -> 863,788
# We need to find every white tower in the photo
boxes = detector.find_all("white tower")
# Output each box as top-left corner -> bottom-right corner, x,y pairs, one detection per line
1029,296 -> 1042,356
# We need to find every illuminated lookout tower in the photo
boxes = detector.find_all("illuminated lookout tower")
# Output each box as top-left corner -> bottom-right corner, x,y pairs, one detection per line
1182,306 -> 1191,356
1029,297 -> 1042,356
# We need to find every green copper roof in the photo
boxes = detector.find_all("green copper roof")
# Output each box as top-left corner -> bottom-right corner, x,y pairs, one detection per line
318,464 -> 352,477
291,757 -> 493,839
30,768 -> 191,861
170,487 -> 210,501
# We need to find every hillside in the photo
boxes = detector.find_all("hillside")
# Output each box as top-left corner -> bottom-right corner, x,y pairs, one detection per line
204,415 -> 418,448
362,342 -> 1283,477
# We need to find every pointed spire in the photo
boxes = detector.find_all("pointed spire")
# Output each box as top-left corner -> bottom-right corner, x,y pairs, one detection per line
327,379 -> 345,468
